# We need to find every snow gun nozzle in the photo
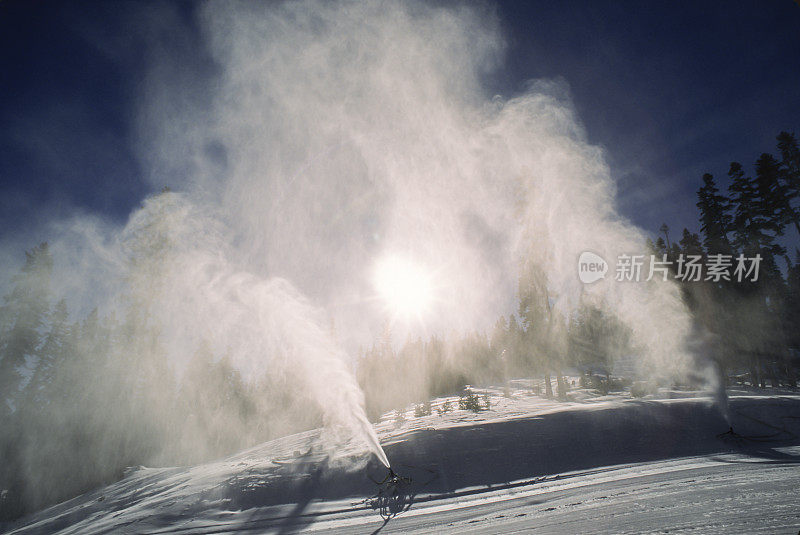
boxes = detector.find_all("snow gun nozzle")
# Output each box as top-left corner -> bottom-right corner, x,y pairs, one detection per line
716,426 -> 740,439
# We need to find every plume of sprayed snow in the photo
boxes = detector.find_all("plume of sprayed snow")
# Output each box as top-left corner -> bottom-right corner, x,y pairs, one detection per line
3,0 -> 704,470
118,192 -> 390,466
136,0 -> 693,374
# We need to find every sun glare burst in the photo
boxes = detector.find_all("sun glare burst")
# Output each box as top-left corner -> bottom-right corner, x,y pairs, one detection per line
373,255 -> 434,319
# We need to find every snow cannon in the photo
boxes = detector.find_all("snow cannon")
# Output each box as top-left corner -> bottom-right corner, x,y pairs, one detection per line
371,467 -> 412,490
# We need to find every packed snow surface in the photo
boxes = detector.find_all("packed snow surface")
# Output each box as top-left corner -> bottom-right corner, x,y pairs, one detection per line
5,387 -> 800,534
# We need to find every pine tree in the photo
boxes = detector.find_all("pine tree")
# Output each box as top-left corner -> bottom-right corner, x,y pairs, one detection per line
755,153 -> 796,237
678,228 -> 703,257
0,244 -> 52,520
0,243 -> 52,414
518,262 -> 567,399
659,223 -> 671,250
784,251 -> 800,386
696,173 -> 733,256
728,161 -> 787,387
22,299 -> 70,411
654,237 -> 667,256
729,162 -> 785,271
777,132 -> 800,233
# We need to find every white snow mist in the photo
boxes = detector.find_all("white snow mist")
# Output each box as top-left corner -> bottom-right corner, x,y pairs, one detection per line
135,0 -> 694,375
2,1 -> 707,509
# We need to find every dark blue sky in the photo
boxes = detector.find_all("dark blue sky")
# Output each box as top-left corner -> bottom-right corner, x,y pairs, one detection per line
1,0 -> 799,245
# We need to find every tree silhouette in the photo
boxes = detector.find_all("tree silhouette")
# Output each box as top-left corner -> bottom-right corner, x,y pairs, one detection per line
696,173 -> 733,256
0,243 -> 52,414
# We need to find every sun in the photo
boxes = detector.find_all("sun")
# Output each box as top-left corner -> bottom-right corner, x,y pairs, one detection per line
373,255 -> 434,319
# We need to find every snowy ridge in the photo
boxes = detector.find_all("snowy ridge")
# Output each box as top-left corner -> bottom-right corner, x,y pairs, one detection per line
4,388 -> 800,534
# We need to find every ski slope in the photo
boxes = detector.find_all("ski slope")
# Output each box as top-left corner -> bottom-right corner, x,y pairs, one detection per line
298,453 -> 800,534
4,388 -> 800,534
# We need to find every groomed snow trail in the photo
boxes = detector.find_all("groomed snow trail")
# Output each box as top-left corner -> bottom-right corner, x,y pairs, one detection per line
5,391 -> 800,534
299,452 -> 800,534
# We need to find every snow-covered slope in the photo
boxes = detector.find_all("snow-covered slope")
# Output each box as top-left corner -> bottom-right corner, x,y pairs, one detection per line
5,388 -> 800,534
